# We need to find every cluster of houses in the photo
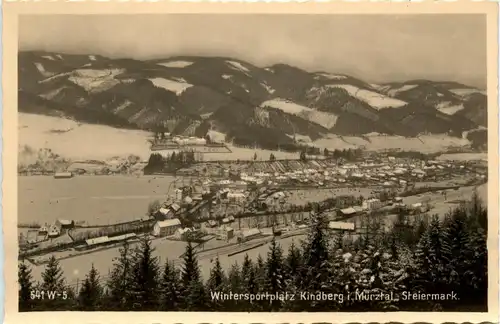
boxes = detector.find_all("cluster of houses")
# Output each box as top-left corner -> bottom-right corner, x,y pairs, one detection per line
198,157 -> 481,191
151,215 -> 265,244
30,219 -> 74,241
337,195 -> 429,218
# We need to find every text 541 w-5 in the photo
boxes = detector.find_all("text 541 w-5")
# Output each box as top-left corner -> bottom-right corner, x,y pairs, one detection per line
30,290 -> 68,300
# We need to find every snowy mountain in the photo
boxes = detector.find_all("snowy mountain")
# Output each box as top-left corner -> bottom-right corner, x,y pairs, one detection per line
18,51 -> 488,151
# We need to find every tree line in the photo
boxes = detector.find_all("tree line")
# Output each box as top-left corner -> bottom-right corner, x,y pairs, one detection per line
324,148 -> 364,161
19,193 -> 487,312
144,151 -> 199,175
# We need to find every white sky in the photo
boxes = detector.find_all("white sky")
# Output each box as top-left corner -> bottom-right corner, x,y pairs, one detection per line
19,14 -> 487,88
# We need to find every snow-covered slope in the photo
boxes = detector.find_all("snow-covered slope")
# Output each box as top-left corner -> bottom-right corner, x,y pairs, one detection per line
261,98 -> 338,129
328,84 -> 407,109
157,61 -> 193,68
149,77 -> 193,95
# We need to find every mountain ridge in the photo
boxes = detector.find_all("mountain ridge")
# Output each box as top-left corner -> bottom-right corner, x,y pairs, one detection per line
18,50 -> 488,151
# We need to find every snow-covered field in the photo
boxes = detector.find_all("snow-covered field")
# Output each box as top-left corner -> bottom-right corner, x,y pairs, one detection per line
328,84 -> 407,109
436,102 -> 465,115
33,62 -> 54,78
39,86 -> 70,100
375,84 -> 418,97
41,55 -> 56,61
20,114 -> 474,164
315,72 -> 347,80
19,114 -> 298,162
449,88 -> 486,97
222,146 -> 299,161
437,152 -> 488,162
261,98 -> 338,129
148,77 -> 193,95
19,113 -> 152,161
112,100 -> 134,114
226,60 -> 250,75
157,61 -> 193,68
313,134 -> 471,153
260,82 -> 275,94
68,69 -> 124,93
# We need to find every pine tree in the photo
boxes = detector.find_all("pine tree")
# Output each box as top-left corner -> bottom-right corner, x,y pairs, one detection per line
469,190 -> 487,231
254,254 -> 266,292
18,261 -> 34,311
301,212 -> 330,285
412,215 -> 452,310
206,257 -> 227,310
207,256 -> 225,292
414,216 -> 429,242
160,260 -> 181,311
281,241 -> 303,311
186,278 -> 208,311
240,254 -> 255,291
240,254 -> 257,311
428,215 -> 452,282
468,227 -> 488,310
41,256 -> 65,292
181,241 -> 207,310
129,235 -> 160,310
300,211 -> 332,310
107,241 -> 133,310
265,237 -> 285,311
285,241 -> 302,285
413,226 -> 432,288
447,203 -> 487,310
228,263 -> 242,293
181,242 -> 200,288
78,264 -> 103,311
226,262 -> 243,310
40,255 -> 68,310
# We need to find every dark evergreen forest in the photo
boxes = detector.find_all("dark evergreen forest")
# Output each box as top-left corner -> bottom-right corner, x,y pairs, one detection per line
19,193 -> 487,312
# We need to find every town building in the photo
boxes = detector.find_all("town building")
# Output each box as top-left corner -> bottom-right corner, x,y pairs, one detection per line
27,230 -> 45,244
227,191 -> 246,203
47,225 -> 61,238
174,189 -> 183,202
328,221 -> 355,232
175,227 -> 193,240
38,225 -> 49,235
54,172 -> 73,179
55,219 -> 74,231
108,233 -> 137,243
239,228 -> 261,242
201,220 -> 218,234
152,218 -> 182,237
170,203 -> 181,214
154,207 -> 174,221
85,236 -> 110,247
362,198 -> 383,211
339,207 -> 357,217
216,226 -> 234,241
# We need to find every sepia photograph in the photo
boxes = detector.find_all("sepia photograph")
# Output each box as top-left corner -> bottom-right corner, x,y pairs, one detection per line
3,2 -> 498,321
